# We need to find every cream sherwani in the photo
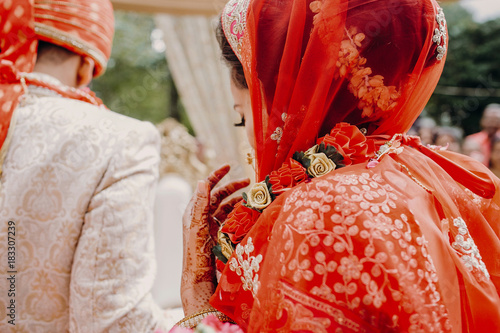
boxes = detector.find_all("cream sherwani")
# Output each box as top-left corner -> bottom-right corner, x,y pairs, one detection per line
0,74 -> 178,332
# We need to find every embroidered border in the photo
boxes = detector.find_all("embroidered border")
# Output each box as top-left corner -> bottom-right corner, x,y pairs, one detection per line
432,8 -> 447,61
221,0 -> 251,62
279,281 -> 362,331
35,24 -> 108,72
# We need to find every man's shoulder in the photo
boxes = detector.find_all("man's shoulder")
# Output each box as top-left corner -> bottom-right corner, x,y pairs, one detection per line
23,96 -> 159,139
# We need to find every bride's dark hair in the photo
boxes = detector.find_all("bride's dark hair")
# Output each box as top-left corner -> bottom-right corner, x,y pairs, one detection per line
216,20 -> 248,89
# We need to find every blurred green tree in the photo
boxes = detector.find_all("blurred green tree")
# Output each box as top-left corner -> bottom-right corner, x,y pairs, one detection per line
91,11 -> 191,130
426,4 -> 500,135
94,7 -> 500,137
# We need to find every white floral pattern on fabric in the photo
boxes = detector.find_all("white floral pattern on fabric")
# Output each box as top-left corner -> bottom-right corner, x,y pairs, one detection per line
450,217 -> 490,280
271,127 -> 283,143
229,238 -> 263,297
433,8 -> 447,61
274,172 -> 451,332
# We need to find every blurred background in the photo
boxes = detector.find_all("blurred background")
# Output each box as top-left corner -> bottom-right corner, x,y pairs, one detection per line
93,0 -> 500,167
92,0 -> 500,309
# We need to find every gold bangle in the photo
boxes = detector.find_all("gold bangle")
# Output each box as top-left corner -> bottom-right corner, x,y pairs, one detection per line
175,307 -> 235,329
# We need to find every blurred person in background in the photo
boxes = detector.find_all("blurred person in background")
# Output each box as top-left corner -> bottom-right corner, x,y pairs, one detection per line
463,103 -> 500,166
433,126 -> 463,153
413,116 -> 437,145
489,135 -> 500,179
462,135 -> 485,163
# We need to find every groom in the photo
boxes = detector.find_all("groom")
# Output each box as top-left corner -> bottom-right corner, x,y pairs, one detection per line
0,0 -> 175,331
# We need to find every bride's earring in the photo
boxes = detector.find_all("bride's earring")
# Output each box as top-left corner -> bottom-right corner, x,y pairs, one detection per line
247,151 -> 255,170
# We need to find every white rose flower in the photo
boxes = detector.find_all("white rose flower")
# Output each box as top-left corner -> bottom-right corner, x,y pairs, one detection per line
218,230 -> 234,260
304,145 -> 319,158
247,182 -> 272,210
308,153 -> 336,177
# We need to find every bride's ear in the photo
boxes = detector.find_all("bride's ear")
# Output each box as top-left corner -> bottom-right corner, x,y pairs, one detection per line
76,56 -> 95,88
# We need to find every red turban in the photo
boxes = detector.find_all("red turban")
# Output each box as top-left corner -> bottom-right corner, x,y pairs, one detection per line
34,0 -> 115,77
0,0 -> 111,165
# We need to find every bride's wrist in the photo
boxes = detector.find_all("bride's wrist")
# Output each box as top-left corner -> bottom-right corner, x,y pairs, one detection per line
176,306 -> 234,329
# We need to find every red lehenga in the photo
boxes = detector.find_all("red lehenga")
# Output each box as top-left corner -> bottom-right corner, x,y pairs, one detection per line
210,0 -> 500,332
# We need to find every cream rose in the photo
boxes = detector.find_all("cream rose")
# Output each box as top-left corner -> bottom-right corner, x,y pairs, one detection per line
308,153 -> 336,177
218,230 -> 234,260
247,182 -> 272,210
304,145 -> 319,158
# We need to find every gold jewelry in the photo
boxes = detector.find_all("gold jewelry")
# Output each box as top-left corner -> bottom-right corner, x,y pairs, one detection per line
175,307 -> 235,329
246,152 -> 254,165
398,163 -> 432,193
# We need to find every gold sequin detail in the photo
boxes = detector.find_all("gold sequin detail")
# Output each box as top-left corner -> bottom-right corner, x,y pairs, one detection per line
34,24 -> 108,71
399,163 -> 432,193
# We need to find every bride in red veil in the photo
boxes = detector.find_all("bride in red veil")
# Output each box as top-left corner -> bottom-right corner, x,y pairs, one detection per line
179,0 -> 500,332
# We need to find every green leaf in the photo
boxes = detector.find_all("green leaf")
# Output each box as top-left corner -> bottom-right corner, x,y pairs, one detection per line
303,158 -> 311,169
212,245 -> 229,264
293,151 -> 304,163
265,175 -> 277,200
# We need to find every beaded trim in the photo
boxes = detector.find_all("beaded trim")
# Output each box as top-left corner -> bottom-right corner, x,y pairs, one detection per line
221,0 -> 251,62
398,163 -> 432,193
432,8 -> 447,61
34,6 -> 113,41
34,24 -> 108,73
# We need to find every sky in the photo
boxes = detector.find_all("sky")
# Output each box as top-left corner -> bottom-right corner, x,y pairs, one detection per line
461,0 -> 500,22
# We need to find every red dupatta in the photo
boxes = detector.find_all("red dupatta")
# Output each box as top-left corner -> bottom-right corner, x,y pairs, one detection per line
213,0 -> 500,331
232,0 -> 448,182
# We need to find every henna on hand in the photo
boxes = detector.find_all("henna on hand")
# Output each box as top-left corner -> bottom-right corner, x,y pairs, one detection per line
180,165 -> 250,315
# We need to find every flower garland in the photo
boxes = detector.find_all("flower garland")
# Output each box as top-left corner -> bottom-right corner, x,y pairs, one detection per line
213,123 -> 377,267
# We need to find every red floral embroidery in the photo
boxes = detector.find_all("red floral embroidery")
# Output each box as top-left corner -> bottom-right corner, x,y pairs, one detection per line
268,159 -> 308,195
222,202 -> 262,243
319,123 -> 376,165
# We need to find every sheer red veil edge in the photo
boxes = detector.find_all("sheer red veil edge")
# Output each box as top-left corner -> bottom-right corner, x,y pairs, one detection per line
214,0 -> 500,331
0,0 -> 37,158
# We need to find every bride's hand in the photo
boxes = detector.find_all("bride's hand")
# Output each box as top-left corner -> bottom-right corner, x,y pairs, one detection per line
181,164 -> 250,315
